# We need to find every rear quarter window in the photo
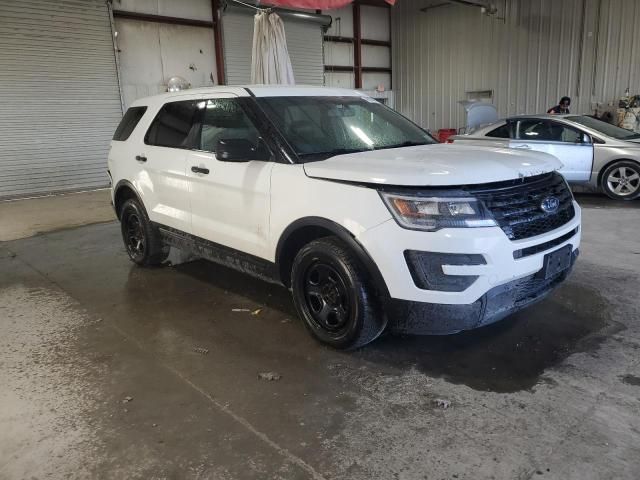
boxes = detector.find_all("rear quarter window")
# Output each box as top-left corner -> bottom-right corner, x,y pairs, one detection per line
113,106 -> 147,141
486,123 -> 511,138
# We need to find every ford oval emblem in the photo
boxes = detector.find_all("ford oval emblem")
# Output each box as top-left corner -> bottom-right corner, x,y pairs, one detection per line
540,196 -> 560,214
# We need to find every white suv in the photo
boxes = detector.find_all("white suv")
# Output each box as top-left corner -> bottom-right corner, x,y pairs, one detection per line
108,86 -> 581,349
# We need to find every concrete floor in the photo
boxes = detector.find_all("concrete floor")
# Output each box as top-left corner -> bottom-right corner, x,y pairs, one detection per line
1,193 -> 639,479
0,189 -> 114,241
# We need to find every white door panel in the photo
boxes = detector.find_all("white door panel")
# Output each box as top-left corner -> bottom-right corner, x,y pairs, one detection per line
509,140 -> 593,182
138,146 -> 192,232
510,119 -> 593,182
185,92 -> 273,258
187,151 -> 273,258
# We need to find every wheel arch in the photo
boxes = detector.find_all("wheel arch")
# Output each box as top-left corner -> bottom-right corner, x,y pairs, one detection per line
275,217 -> 390,300
114,180 -> 144,220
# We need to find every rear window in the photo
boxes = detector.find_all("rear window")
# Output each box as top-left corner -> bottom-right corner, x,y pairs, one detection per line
113,106 -> 147,141
145,101 -> 199,149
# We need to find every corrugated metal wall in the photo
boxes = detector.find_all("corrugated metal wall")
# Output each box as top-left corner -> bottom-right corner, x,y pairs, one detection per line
0,0 -> 122,198
392,0 -> 640,131
592,0 -> 640,104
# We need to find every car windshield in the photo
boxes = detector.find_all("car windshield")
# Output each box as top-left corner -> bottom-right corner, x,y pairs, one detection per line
567,115 -> 640,140
256,96 -> 436,161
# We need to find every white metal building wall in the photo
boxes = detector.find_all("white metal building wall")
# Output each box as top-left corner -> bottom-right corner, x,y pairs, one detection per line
0,0 -> 122,198
222,9 -> 324,85
392,0 -> 640,131
114,18 -> 217,109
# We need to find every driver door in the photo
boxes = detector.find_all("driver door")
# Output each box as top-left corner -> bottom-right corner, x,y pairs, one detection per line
509,119 -> 593,182
186,95 -> 274,259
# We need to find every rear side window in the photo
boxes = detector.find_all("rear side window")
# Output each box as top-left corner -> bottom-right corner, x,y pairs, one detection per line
486,123 -> 512,138
113,106 -> 147,141
145,101 -> 199,149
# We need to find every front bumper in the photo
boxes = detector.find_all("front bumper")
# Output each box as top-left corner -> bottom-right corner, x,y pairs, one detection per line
357,201 -> 582,333
388,248 -> 578,334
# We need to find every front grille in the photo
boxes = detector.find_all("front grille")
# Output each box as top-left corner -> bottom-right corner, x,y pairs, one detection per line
470,172 -> 575,240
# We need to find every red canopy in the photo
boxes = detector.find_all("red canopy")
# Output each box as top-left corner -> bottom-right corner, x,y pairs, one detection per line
263,0 -> 395,10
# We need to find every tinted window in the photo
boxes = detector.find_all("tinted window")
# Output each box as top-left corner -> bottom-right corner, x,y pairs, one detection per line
198,99 -> 260,152
567,115 -> 640,140
486,123 -> 512,138
517,120 -> 582,143
113,106 -> 147,141
256,96 -> 435,161
145,101 -> 199,148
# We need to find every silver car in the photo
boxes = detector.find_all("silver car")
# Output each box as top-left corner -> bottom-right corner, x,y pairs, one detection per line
452,114 -> 640,200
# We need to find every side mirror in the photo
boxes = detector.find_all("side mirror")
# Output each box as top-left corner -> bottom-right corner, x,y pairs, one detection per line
215,138 -> 270,162
581,133 -> 592,144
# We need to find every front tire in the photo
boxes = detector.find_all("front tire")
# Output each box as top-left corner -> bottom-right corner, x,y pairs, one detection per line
601,160 -> 640,200
119,198 -> 169,266
290,237 -> 387,349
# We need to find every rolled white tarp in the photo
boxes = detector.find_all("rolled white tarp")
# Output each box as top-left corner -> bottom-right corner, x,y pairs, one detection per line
251,11 -> 295,85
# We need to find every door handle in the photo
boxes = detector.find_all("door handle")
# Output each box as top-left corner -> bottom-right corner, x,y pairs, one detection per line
191,166 -> 210,175
515,144 -> 531,149
135,155 -> 147,162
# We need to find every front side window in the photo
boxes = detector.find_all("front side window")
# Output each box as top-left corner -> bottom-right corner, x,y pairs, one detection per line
145,100 -> 199,148
517,120 -> 582,143
113,106 -> 147,141
198,99 -> 261,153
256,96 -> 435,161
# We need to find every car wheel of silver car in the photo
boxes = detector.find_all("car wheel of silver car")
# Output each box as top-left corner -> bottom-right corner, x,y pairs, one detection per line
120,198 -> 169,266
291,237 -> 387,350
601,160 -> 640,200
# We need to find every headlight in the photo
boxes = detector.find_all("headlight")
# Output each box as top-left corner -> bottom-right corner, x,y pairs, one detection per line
380,192 -> 497,231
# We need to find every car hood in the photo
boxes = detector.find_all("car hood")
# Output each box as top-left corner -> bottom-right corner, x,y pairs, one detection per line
303,144 -> 562,186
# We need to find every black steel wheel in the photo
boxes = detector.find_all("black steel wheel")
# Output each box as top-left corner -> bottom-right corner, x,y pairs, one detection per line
124,211 -> 146,261
303,263 -> 352,334
291,236 -> 387,349
119,198 -> 168,266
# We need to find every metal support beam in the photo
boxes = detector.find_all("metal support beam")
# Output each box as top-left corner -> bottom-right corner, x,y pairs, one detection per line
325,65 -> 391,73
353,2 -> 362,89
355,0 -> 391,8
211,0 -> 226,85
112,10 -> 214,28
324,35 -> 391,47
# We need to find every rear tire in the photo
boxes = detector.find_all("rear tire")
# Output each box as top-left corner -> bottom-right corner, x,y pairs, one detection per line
601,160 -> 640,200
290,237 -> 387,349
119,198 -> 169,266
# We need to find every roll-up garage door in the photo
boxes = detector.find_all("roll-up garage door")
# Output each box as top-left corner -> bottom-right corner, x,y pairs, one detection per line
0,0 -> 122,198
222,8 -> 324,86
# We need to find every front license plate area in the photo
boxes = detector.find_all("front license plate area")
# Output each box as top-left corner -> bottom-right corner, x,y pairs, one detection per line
540,244 -> 572,279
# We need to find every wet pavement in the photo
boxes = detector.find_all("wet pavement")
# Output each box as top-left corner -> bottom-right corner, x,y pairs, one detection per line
1,195 -> 640,479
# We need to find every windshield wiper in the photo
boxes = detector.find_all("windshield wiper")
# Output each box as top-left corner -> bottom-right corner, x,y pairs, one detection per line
299,147 -> 371,160
374,141 -> 431,150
